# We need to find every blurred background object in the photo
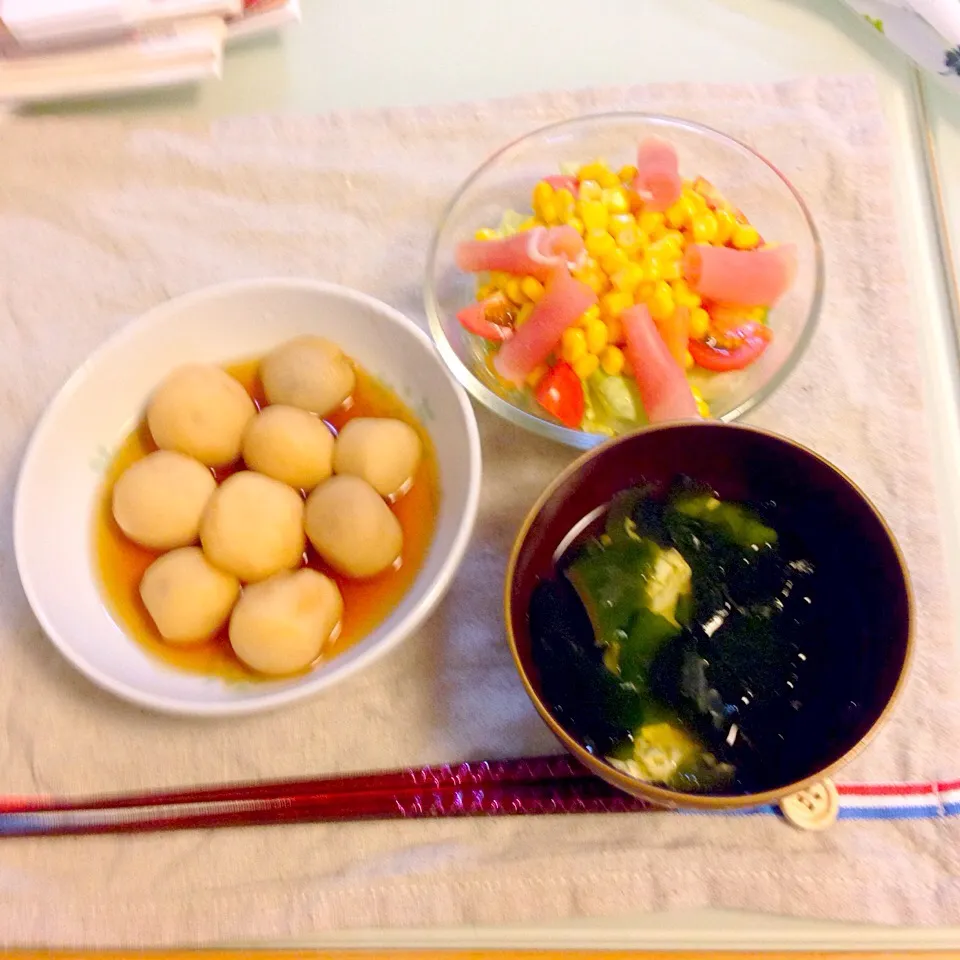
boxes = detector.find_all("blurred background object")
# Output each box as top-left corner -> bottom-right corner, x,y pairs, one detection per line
0,0 -> 300,105
838,0 -> 960,91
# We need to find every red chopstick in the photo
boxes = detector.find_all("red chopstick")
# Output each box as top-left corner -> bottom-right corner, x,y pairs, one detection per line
0,756 -> 655,837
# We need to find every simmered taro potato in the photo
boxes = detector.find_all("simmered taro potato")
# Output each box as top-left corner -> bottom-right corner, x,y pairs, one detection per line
111,450 -> 215,550
259,336 -> 355,417
140,546 -> 240,644
147,364 -> 256,466
333,418 -> 422,500
304,475 -> 402,578
229,569 -> 343,675
200,471 -> 305,582
241,404 -> 334,491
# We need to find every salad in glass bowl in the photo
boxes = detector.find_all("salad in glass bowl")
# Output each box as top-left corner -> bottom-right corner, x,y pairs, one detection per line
426,114 -> 823,448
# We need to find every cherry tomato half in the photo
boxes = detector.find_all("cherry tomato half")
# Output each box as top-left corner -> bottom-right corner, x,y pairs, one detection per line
457,295 -> 514,342
688,322 -> 771,372
535,361 -> 585,428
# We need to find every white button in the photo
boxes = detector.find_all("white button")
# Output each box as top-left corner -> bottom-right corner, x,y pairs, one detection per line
779,778 -> 840,831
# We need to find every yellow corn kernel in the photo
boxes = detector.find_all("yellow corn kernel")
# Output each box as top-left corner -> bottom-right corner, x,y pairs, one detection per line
518,216 -> 540,231
578,179 -> 603,202
503,277 -> 527,307
612,224 -> 643,255
660,259 -> 682,281
605,313 -> 624,344
665,195 -> 697,230
490,271 -> 511,290
578,161 -> 610,183
662,229 -> 686,252
600,250 -> 631,279
637,212 -> 670,241
561,327 -> 588,364
474,227 -> 499,241
476,282 -> 497,301
554,188 -> 577,223
691,211 -> 719,244
691,386 -> 710,418
602,187 -> 630,215
746,306 -> 767,322
572,263 -> 608,295
612,261 -> 646,293
584,317 -> 608,354
684,351 -> 695,371
618,164 -> 638,184
636,282 -> 656,302
579,200 -> 609,233
532,180 -> 553,204
648,280 -> 675,321
505,277 -> 527,305
714,208 -> 736,245
636,210 -> 665,234
516,302 -> 536,327
601,289 -> 634,319
573,353 -> 601,380
608,212 -> 635,234
732,222 -> 760,250
689,306 -> 710,339
684,187 -> 709,213
520,276 -> 544,302
567,216 -> 585,236
599,169 -> 621,189
532,180 -> 554,211
579,305 -> 601,327
526,363 -> 549,387
585,229 -> 617,259
600,344 -> 626,376
671,278 -> 701,310
643,256 -> 663,283
540,198 -> 559,224
647,237 -> 683,262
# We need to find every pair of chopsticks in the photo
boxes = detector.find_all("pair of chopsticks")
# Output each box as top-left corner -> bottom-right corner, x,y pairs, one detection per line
0,755 -> 652,838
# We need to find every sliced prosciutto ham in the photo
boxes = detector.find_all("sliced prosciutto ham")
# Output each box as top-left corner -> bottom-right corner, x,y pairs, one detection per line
684,243 -> 797,307
455,225 -> 585,282
494,269 -> 597,385
622,304 -> 700,424
631,137 -> 683,213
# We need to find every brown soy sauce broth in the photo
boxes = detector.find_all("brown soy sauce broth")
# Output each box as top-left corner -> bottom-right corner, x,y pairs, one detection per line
533,477 -> 851,795
94,357 -> 440,682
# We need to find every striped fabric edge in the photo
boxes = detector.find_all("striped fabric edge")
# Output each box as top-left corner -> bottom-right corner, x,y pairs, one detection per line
680,781 -> 953,820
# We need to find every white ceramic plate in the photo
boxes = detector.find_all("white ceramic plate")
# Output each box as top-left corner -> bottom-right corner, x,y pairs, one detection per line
13,278 -> 482,716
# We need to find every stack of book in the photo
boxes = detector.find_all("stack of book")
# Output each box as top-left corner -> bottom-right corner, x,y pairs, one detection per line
0,0 -> 301,105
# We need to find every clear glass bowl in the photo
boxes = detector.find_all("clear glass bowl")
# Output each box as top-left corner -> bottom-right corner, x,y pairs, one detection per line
425,113 -> 824,449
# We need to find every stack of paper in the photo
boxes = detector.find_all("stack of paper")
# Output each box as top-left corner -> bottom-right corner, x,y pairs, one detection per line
0,0 -> 300,105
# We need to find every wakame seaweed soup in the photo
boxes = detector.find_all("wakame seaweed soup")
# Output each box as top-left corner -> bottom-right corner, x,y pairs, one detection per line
529,477 -> 831,795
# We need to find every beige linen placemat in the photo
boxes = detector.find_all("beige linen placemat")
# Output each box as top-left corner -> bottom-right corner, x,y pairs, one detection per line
1,75 -> 959,946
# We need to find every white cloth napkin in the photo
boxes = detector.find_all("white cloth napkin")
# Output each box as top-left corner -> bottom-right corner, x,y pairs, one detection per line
0,76 -> 958,947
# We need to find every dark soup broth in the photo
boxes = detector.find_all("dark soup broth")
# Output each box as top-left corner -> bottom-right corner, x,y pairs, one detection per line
529,476 -> 838,796
94,358 -> 440,681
